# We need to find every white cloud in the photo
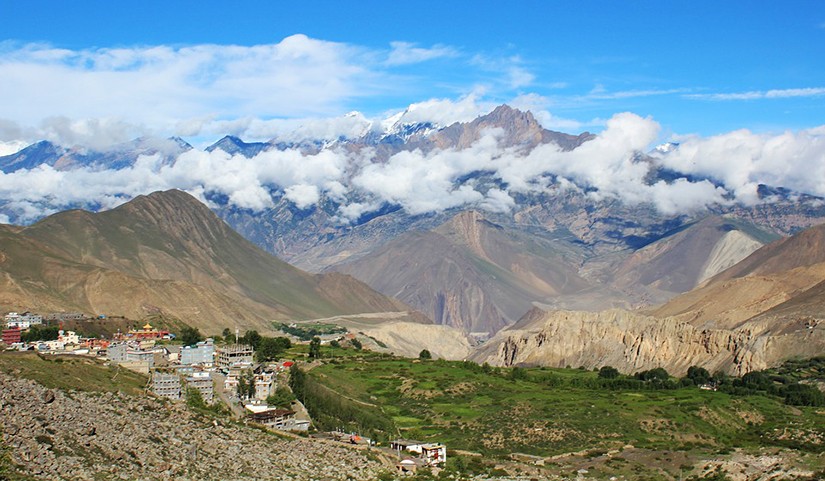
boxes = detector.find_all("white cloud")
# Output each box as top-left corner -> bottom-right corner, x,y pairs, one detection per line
1,101 -> 823,227
479,188 -> 516,213
470,54 -> 536,90
585,87 -> 689,100
656,126 -> 825,201
687,87 -> 825,101
0,140 -> 27,156
384,93 -> 493,128
386,42 -> 458,66
0,35 -> 377,130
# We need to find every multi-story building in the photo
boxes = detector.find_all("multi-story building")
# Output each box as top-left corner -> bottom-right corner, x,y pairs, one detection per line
180,340 -> 214,366
4,312 -> 43,330
1,327 -> 21,345
152,372 -> 182,400
215,344 -> 254,369
254,371 -> 275,401
184,371 -> 214,404
107,342 -> 155,370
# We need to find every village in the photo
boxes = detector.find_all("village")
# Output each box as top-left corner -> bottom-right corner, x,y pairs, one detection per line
1,311 -> 447,476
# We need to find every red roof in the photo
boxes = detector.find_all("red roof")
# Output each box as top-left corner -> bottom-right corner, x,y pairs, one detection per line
282,361 -> 294,367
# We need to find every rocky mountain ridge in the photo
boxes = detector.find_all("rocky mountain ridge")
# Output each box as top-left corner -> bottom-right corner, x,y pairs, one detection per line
471,307 -> 825,376
0,190 -> 422,334
472,223 -> 825,375
4,104 -> 825,337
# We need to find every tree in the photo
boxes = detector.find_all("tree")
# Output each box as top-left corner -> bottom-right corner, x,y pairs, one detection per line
236,369 -> 255,400
598,366 -> 620,379
636,367 -> 669,382
350,338 -> 362,350
685,365 -> 711,385
509,366 -> 528,381
21,326 -> 59,343
418,349 -> 432,360
274,336 -> 292,351
222,327 -> 235,343
308,336 -> 321,359
186,386 -> 206,409
289,364 -> 306,403
266,386 -> 296,409
241,330 -> 262,350
256,336 -> 292,362
179,326 -> 202,347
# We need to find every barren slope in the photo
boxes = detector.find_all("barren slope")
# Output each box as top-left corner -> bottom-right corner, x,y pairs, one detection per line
333,211 -> 589,333
0,190 -> 422,333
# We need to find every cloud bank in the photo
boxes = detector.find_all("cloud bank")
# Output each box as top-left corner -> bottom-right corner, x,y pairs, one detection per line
1,109 -> 823,225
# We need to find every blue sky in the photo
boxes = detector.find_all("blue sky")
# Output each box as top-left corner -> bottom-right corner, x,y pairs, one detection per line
1,0 -> 824,147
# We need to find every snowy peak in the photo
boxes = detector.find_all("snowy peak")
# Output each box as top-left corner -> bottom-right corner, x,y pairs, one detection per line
653,142 -> 680,155
206,135 -> 270,157
0,140 -> 65,173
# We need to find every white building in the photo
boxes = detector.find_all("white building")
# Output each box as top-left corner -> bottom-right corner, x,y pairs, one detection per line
58,330 -> 80,346
5,312 -> 43,330
254,371 -> 276,401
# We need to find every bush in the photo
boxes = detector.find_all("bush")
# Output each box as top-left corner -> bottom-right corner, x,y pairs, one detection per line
419,349 -> 432,360
783,383 -> 825,406
598,366 -> 620,379
266,386 -> 296,409
179,326 -> 202,347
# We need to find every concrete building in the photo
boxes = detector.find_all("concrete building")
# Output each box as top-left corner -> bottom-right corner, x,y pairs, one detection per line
390,439 -> 425,454
421,444 -> 447,466
107,342 -> 155,373
4,312 -> 43,330
216,344 -> 254,369
180,340 -> 214,366
254,371 -> 275,401
391,439 -> 446,467
245,405 -> 307,431
152,372 -> 182,400
184,371 -> 214,404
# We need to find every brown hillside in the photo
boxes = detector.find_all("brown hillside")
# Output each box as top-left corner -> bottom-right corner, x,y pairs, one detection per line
0,190 -> 423,333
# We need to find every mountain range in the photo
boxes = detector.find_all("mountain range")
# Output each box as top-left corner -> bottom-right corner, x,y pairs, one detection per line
0,190 -> 421,333
472,222 -> 825,375
0,187 -> 822,374
2,104 -> 825,371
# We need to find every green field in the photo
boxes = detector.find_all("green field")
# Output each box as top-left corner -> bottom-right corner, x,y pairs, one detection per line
303,355 -> 825,458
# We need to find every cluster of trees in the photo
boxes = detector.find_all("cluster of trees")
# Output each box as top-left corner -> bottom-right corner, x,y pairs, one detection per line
713,370 -> 825,406
265,386 -> 296,409
216,329 -> 292,362
276,323 -> 345,341
236,369 -> 256,400
308,337 -> 321,359
591,364 -> 825,407
179,326 -> 202,347
20,326 -> 60,343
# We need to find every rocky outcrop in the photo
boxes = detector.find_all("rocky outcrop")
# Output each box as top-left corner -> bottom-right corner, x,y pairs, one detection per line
357,321 -> 474,360
471,308 -> 825,376
0,372 -> 385,480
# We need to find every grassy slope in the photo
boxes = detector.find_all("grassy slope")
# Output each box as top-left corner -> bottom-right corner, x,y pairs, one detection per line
308,355 -> 825,458
0,352 -> 147,396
